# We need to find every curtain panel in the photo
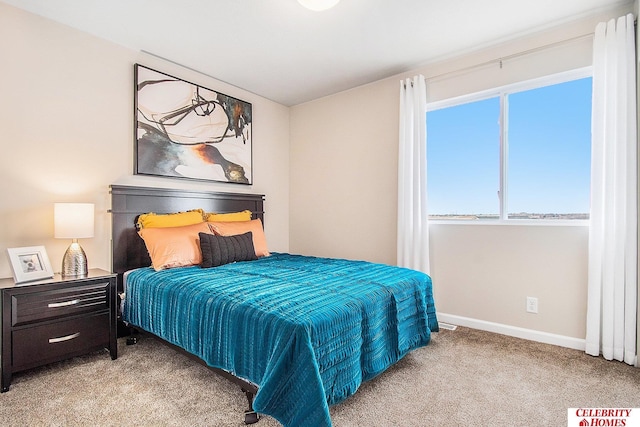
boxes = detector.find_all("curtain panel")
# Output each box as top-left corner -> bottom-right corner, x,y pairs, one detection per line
397,75 -> 430,273
586,13 -> 638,366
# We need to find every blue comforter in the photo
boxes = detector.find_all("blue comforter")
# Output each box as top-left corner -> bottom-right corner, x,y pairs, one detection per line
123,253 -> 438,426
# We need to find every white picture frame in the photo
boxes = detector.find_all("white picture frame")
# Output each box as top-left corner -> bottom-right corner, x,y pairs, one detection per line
7,246 -> 54,284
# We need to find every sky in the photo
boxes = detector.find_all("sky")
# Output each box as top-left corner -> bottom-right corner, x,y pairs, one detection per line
426,77 -> 592,216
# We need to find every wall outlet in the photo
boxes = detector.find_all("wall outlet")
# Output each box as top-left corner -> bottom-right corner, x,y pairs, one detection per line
526,297 -> 538,314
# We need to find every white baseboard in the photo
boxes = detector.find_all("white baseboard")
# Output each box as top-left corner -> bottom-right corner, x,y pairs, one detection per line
437,313 -> 586,351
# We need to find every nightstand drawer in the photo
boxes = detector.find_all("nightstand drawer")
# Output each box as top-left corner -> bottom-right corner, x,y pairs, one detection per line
11,282 -> 109,326
12,312 -> 110,371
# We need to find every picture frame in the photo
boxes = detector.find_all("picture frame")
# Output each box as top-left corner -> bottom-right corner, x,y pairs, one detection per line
134,64 -> 253,185
7,246 -> 55,284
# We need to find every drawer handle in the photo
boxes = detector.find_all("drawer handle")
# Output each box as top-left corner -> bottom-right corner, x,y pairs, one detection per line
49,332 -> 80,344
48,299 -> 80,308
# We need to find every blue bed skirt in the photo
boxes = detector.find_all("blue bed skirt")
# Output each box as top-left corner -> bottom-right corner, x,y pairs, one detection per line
123,253 -> 438,426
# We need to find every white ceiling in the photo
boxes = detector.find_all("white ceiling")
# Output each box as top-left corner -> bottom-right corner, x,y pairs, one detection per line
3,0 -> 632,106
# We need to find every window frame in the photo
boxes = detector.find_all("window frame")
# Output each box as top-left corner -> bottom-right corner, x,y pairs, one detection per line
426,66 -> 592,226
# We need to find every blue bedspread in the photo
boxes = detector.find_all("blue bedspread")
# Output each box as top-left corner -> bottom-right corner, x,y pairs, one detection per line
123,253 -> 438,427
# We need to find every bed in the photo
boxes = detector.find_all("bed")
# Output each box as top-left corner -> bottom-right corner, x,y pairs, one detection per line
110,184 -> 438,427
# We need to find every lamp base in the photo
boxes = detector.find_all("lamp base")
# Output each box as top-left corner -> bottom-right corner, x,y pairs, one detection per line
62,240 -> 88,278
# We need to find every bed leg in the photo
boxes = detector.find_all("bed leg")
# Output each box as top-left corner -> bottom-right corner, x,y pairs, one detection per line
242,388 -> 260,424
125,326 -> 139,345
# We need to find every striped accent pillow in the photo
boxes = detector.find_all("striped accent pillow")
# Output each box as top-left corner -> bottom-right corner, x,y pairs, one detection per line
199,232 -> 258,268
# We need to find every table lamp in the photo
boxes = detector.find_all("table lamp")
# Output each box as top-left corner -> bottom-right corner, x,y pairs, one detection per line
54,203 -> 94,277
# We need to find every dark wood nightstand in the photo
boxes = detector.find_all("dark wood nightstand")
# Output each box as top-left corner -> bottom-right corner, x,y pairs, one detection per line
1,268 -> 117,392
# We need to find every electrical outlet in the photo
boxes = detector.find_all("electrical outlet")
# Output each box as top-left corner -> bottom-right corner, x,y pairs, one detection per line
526,297 -> 538,314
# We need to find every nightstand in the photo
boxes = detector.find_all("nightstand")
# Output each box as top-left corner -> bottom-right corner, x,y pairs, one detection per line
1,268 -> 117,392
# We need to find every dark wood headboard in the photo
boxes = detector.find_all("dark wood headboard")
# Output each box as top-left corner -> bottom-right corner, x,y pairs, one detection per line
110,185 -> 265,291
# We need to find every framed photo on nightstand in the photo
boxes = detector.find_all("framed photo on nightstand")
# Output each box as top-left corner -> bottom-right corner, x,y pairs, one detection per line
6,246 -> 54,284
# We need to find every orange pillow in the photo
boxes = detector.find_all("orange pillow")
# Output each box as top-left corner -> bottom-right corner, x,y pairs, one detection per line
138,222 -> 212,271
137,209 -> 205,229
205,210 -> 252,222
208,219 -> 270,258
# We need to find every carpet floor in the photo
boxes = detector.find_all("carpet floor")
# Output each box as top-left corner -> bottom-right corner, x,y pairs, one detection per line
1,326 -> 638,426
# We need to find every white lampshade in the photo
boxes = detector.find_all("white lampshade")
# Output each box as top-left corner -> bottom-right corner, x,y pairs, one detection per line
297,0 -> 340,11
54,203 -> 95,239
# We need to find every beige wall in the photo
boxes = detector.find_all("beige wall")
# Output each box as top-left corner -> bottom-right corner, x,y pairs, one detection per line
290,80 -> 399,264
290,4 -> 632,343
430,224 -> 589,338
0,2 -> 290,279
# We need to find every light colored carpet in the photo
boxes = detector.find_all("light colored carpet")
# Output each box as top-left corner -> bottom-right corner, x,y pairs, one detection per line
1,326 -> 639,426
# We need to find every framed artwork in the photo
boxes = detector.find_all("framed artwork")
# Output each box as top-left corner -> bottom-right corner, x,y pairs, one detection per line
134,64 -> 253,184
7,246 -> 54,284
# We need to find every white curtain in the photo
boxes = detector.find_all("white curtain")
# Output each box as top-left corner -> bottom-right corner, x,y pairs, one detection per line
586,13 -> 638,366
397,75 -> 429,273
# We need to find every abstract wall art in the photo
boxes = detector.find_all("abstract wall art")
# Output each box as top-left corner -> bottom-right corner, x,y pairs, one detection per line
134,64 -> 252,184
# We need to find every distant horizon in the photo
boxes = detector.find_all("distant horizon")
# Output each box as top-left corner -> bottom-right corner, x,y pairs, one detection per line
429,212 -> 589,220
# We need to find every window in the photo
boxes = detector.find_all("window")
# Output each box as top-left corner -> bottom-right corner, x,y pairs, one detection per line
427,70 -> 592,221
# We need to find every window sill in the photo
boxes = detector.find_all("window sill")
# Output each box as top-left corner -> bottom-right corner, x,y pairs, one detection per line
428,219 -> 589,227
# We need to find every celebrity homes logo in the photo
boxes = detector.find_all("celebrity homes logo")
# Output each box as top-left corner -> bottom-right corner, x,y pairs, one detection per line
568,408 -> 640,426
